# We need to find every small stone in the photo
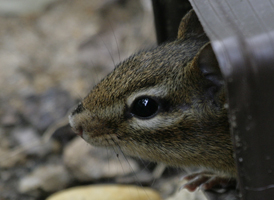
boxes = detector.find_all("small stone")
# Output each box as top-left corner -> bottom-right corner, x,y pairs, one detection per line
11,127 -> 54,157
0,0 -> 59,16
22,89 -> 75,131
63,137 -> 140,181
0,109 -> 20,127
166,189 -> 206,200
115,169 -> 153,185
19,164 -> 72,194
46,184 -> 163,200
0,147 -> 26,168
0,128 -> 13,149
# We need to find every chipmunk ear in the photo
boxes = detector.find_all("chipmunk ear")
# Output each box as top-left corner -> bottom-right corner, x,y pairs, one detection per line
197,43 -> 223,87
177,10 -> 205,40
196,43 -> 225,100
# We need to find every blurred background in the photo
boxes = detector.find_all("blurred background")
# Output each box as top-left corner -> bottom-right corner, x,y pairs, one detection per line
0,0 -> 205,199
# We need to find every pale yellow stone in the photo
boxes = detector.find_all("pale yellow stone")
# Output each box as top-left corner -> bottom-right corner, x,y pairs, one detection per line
46,184 -> 163,200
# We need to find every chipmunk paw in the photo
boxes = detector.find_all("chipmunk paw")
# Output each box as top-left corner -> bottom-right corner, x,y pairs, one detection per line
181,172 -> 236,192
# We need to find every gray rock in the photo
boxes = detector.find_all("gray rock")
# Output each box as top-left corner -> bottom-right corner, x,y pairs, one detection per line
63,137 -> 140,181
115,169 -> 154,185
11,127 -> 55,157
166,189 -> 206,200
0,147 -> 26,168
19,164 -> 72,194
0,107 -> 21,127
22,89 -> 75,131
0,0 -> 58,16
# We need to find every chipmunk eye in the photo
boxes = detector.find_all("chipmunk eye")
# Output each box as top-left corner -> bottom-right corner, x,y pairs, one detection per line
130,96 -> 159,118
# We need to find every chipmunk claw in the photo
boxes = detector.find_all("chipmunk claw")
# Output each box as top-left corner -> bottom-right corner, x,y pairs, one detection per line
181,172 -> 237,192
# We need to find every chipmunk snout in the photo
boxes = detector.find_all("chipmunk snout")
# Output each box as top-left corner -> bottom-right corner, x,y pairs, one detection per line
68,114 -> 83,137
69,102 -> 85,137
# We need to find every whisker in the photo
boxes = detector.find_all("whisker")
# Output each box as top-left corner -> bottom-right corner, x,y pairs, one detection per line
99,36 -> 116,69
110,135 -> 141,183
109,135 -> 154,200
109,136 -> 128,174
105,137 -> 113,183
108,21 -> 121,63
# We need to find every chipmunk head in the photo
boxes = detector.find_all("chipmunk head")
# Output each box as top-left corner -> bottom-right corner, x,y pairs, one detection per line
69,10 -> 235,176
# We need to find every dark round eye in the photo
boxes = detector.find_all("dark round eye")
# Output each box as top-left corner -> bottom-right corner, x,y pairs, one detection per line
130,97 -> 159,118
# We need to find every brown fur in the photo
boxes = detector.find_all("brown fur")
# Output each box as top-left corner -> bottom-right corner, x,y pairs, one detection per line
69,10 -> 236,178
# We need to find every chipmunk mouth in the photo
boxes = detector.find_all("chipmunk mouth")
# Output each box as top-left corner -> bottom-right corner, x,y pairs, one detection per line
72,125 -> 84,137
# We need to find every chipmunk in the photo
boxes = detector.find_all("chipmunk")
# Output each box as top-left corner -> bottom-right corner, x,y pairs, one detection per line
69,10 -> 236,191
